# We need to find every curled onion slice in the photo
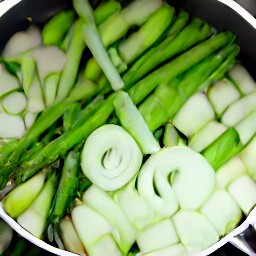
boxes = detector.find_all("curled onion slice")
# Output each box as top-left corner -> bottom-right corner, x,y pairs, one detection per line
81,124 -> 143,191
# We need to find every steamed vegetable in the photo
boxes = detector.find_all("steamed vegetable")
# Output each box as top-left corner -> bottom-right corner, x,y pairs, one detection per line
1,0 -> 256,255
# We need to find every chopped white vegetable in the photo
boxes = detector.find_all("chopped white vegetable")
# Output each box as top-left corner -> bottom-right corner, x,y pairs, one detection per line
32,46 -> 66,81
240,136 -> 256,180
1,91 -> 27,114
82,185 -> 136,253
235,110 -> 256,144
172,92 -> 215,137
208,78 -> 240,116
228,175 -> 256,215
136,219 -> 179,253
200,189 -> 242,236
24,111 -> 38,130
188,121 -> 227,152
0,65 -> 20,96
44,72 -> 60,107
228,64 -> 256,95
173,209 -> 219,252
216,156 -> 247,189
0,113 -> 25,138
221,91 -> 256,126
3,26 -> 42,57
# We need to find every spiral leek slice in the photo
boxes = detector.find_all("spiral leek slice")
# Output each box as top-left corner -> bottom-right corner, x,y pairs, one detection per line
137,146 -> 215,219
81,124 -> 143,191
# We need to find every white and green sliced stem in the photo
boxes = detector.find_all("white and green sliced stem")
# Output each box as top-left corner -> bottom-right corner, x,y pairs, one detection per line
83,185 -> 136,253
114,91 -> 161,155
228,63 -> 256,95
221,91 -> 256,126
44,72 -> 60,107
200,189 -> 242,236
73,0 -> 124,91
17,173 -> 56,238
136,219 -> 179,253
139,244 -> 187,256
172,92 -> 215,137
207,78 -> 240,116
81,124 -> 143,191
3,171 -> 46,218
228,175 -> 256,215
188,121 -> 227,152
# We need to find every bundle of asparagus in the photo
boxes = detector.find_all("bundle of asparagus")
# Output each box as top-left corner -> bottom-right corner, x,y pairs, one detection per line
1,0 -> 256,255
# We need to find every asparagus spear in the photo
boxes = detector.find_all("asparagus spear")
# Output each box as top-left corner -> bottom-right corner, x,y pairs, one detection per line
127,31 -> 235,105
123,16 -> 212,87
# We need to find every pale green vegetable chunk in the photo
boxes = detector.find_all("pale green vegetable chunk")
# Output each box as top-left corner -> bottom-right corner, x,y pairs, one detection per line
228,64 -> 256,95
240,136 -> 256,180
137,219 -> 179,253
140,244 -> 187,256
172,92 -> 215,137
216,156 -> 247,189
228,175 -> 256,215
208,78 -> 240,116
2,91 -> 27,114
173,209 -> 219,252
188,121 -> 227,152
3,171 -> 46,218
200,189 -> 242,236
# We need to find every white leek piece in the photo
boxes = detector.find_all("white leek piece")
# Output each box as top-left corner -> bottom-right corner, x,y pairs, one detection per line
200,189 -> 242,236
235,110 -> 256,144
26,73 -> 45,113
240,136 -> 256,180
17,174 -> 55,238
221,91 -> 256,126
188,121 -> 227,152
81,124 -> 143,191
137,147 -> 215,219
173,209 -> 219,252
2,91 -> 27,115
44,72 -> 60,107
0,113 -> 25,138
3,26 -> 41,57
216,156 -> 247,189
163,123 -> 180,147
60,216 -> 87,255
24,111 -> 38,130
91,235 -> 122,256
83,185 -> 136,253
20,57 -> 36,95
0,65 -> 20,96
140,244 -> 187,256
228,175 -> 256,215
72,203 -> 121,255
114,180 -> 156,231
228,64 -> 255,95
207,78 -> 240,116
172,92 -> 215,137
32,46 -> 66,81
114,91 -> 161,154
3,171 -> 46,218
136,219 -> 179,253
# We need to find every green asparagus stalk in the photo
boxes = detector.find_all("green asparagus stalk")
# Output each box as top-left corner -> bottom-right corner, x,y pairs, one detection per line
63,102 -> 82,132
94,0 -> 122,25
123,16 -> 212,87
55,19 -> 86,102
50,151 -> 80,225
118,5 -> 175,64
42,10 -> 75,47
138,43 -> 239,131
98,0 -> 163,47
73,0 -> 124,91
16,94 -> 117,183
127,31 -> 235,105
201,128 -> 243,170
